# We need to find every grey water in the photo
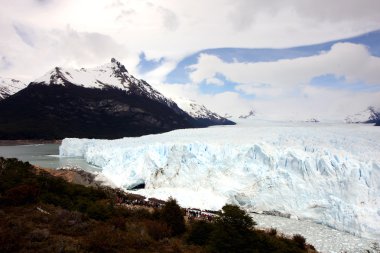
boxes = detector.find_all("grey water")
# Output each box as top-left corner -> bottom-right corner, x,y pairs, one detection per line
0,144 -> 100,172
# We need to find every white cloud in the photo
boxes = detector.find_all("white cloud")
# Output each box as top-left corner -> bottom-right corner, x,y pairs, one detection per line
205,77 -> 224,86
140,59 -> 178,83
1,0 -> 380,81
151,42 -> 380,120
228,0 -> 380,31
189,43 -> 380,98
157,6 -> 180,31
0,23 -> 134,80
152,78 -> 380,120
151,82 -> 253,117
251,86 -> 380,121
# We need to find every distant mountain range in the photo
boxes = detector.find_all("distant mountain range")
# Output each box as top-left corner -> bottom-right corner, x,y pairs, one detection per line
345,106 -> 380,125
0,58 -> 234,139
0,77 -> 26,100
305,118 -> 320,123
169,97 -> 233,126
238,110 -> 256,119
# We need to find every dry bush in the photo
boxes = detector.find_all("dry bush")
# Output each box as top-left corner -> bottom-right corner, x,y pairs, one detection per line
3,183 -> 39,205
28,228 -> 50,242
86,224 -> 153,252
109,216 -> 127,231
51,209 -> 90,236
0,219 -> 28,252
292,234 -> 306,249
144,220 -> 171,240
268,228 -> 278,236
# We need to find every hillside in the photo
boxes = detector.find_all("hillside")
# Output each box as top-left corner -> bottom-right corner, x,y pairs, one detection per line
0,83 -> 196,139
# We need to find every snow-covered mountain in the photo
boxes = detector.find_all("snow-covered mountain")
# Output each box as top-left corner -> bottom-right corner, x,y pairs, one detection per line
31,58 -> 232,125
345,106 -> 380,124
32,58 -> 182,112
223,113 -> 233,119
0,59 -> 234,139
305,118 -> 320,123
169,97 -> 234,126
60,121 -> 380,240
0,77 -> 26,100
238,109 -> 256,119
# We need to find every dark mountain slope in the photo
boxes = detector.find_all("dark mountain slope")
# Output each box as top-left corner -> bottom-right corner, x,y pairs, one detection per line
0,83 -> 197,139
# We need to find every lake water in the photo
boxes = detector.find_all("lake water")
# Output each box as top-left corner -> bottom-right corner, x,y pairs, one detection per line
0,143 -> 100,172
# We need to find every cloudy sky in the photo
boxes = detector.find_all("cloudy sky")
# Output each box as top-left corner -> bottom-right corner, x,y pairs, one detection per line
1,0 -> 380,120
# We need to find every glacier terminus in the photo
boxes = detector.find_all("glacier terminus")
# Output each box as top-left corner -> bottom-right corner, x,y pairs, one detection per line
60,120 -> 380,240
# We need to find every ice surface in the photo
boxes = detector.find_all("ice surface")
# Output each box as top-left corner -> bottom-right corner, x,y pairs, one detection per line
60,120 -> 380,240
251,213 -> 379,253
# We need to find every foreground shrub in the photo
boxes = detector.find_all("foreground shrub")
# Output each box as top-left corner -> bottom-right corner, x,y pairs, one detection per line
293,234 -> 306,249
268,228 -> 277,236
207,205 -> 256,253
198,204 -> 308,253
51,209 -> 90,236
160,197 -> 186,236
86,227 -> 128,253
3,183 -> 39,205
0,219 -> 28,252
187,220 -> 214,246
144,220 -> 171,240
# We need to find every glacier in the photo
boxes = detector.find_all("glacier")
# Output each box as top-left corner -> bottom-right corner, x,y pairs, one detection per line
59,120 -> 380,240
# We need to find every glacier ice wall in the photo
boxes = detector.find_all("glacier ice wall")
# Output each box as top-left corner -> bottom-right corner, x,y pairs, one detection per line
59,121 -> 380,239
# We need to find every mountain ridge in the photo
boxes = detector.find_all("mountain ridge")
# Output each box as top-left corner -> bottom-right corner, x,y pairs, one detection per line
345,106 -> 380,124
0,77 -> 26,100
0,58 -> 234,139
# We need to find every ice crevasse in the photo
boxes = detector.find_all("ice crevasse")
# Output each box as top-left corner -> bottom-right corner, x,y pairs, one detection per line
59,122 -> 380,240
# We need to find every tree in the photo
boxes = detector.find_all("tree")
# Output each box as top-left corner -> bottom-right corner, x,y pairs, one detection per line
208,204 -> 257,253
187,220 -> 214,245
217,204 -> 256,232
160,197 -> 186,236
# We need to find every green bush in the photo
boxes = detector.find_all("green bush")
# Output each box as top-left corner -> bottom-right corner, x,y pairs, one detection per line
187,220 -> 214,246
216,204 -> 256,232
206,205 -> 256,253
205,205 -> 308,253
160,197 -> 186,236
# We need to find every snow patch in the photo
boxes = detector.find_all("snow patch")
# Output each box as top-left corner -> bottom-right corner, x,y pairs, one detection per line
170,96 -> 225,120
0,77 -> 27,99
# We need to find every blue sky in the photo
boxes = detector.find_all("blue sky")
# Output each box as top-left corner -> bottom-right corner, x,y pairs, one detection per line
144,30 -> 380,119
165,30 -> 380,86
165,30 -> 380,92
1,0 -> 380,119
